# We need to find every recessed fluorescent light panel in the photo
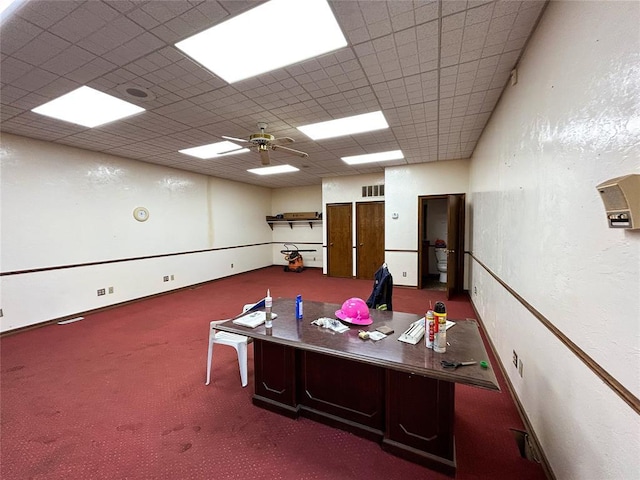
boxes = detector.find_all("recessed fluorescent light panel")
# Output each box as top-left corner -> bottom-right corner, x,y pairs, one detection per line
297,111 -> 389,140
175,0 -> 347,84
248,165 -> 299,175
0,0 -> 26,24
31,86 -> 145,128
179,141 -> 248,159
341,150 -> 404,165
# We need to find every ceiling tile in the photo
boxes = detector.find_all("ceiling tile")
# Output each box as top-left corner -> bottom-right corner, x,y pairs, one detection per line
0,0 -> 547,188
48,2 -> 119,43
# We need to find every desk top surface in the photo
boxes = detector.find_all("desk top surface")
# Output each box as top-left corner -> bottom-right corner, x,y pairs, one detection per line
214,298 -> 500,391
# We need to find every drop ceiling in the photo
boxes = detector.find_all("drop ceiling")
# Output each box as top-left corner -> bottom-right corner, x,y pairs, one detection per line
0,0 -> 547,188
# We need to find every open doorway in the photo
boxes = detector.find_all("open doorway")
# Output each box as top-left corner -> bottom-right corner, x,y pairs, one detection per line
418,194 -> 465,298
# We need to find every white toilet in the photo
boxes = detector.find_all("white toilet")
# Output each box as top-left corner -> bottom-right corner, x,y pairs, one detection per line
435,247 -> 448,283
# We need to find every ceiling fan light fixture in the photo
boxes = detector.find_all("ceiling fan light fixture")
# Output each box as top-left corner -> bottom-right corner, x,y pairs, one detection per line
248,164 -> 299,175
297,111 -> 389,140
179,141 -> 248,159
31,86 -> 145,128
342,150 -> 404,165
175,0 -> 347,84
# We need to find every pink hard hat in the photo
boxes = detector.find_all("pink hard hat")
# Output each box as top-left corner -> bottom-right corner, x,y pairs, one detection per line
335,297 -> 372,326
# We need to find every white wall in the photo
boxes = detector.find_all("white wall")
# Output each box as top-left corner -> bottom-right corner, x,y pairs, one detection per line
0,134 -> 274,331
468,2 -> 640,479
385,159 -> 470,286
270,186 -> 323,269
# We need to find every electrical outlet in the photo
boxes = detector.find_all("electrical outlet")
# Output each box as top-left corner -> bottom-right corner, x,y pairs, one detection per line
474,286 -> 477,295
518,359 -> 524,377
402,271 -> 407,277
512,350 -> 518,368
163,276 -> 169,282
108,287 -> 114,294
97,288 -> 106,296
231,263 -> 234,268
0,308 -> 3,317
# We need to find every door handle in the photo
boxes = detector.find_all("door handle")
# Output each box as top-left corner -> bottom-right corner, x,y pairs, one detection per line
447,249 -> 455,254
359,243 -> 364,246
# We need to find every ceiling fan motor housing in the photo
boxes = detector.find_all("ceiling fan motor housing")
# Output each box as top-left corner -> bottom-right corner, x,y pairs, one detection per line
249,132 -> 275,145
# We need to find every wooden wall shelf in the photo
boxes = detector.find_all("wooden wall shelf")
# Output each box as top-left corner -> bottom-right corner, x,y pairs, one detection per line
266,216 -> 322,230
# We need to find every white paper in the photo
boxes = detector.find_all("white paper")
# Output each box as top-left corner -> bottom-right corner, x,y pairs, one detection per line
233,311 -> 277,328
368,331 -> 387,341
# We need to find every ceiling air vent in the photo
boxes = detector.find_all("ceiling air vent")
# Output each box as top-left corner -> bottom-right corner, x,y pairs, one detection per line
361,184 -> 385,198
116,84 -> 156,102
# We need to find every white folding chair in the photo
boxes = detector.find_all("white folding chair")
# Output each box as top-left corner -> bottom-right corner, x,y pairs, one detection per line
205,304 -> 254,388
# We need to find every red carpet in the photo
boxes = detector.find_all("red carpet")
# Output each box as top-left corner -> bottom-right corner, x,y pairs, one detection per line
0,266 -> 546,479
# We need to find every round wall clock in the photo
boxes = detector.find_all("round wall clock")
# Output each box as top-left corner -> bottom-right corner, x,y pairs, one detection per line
133,207 -> 149,222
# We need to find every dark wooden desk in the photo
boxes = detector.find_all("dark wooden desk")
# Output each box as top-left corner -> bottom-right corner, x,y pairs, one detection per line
213,298 -> 499,475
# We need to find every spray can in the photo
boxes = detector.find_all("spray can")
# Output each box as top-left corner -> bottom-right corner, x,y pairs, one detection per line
296,294 -> 303,319
433,301 -> 447,353
426,310 -> 435,348
265,289 -> 273,329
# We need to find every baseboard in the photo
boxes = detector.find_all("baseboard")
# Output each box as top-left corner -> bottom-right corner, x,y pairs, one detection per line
470,299 -> 556,480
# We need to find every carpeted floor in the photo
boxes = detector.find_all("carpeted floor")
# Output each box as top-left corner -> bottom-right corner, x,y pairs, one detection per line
0,266 -> 546,479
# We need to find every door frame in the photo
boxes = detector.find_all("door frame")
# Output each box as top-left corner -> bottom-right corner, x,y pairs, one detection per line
417,194 -> 466,297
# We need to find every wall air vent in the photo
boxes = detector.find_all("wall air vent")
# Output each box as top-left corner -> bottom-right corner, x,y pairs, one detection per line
361,184 -> 385,198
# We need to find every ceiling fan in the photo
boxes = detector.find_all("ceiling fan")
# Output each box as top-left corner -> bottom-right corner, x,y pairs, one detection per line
221,122 -> 309,165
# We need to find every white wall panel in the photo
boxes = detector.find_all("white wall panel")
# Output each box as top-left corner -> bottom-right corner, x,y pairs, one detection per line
384,251 -> 418,286
469,1 -> 640,478
385,160 -> 470,286
385,160 -> 470,252
1,245 -> 271,331
207,176 -> 272,248
1,134 -> 210,270
0,134 -> 272,331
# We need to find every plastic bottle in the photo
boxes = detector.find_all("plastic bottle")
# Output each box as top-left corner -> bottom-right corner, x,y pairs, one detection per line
425,310 -> 435,348
296,294 -> 303,319
433,301 -> 447,353
265,289 -> 273,329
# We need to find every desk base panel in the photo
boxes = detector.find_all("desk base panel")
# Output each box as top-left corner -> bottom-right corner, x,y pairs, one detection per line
252,339 -> 456,475
382,438 -> 456,476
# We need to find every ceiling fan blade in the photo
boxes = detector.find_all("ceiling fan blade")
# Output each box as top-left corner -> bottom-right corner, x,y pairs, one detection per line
272,137 -> 295,145
259,149 -> 270,165
221,135 -> 248,143
271,144 -> 309,158
216,146 -> 247,155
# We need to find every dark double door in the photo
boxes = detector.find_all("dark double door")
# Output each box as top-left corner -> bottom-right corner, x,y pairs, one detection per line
326,202 -> 384,279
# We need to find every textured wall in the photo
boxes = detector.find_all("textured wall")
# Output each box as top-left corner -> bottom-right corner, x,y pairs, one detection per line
385,159 -> 470,286
1,134 -> 273,331
469,1 -> 640,478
